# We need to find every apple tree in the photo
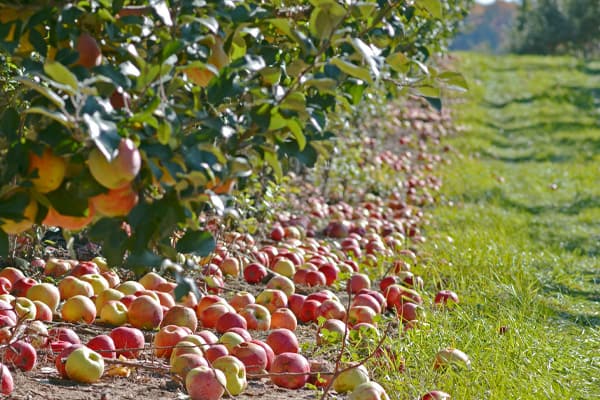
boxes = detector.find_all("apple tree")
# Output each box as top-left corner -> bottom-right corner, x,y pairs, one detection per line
0,0 -> 471,277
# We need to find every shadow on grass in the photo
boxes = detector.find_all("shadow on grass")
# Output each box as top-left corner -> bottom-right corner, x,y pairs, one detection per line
482,85 -> 600,111
481,149 -> 573,163
467,188 -> 600,216
552,309 -> 600,327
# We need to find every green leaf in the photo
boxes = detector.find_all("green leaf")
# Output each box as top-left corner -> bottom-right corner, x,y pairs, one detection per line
309,3 -> 347,40
44,61 -> 79,93
288,119 -> 306,151
157,121 -> 172,145
280,92 -> 306,112
25,107 -> 73,128
330,57 -> 373,84
419,0 -> 443,19
161,40 -> 184,62
424,96 -> 442,112
259,67 -> 281,85
303,78 -> 337,92
16,77 -> 65,108
175,230 -> 216,256
386,52 -> 410,73
0,231 -> 7,258
264,149 -> 283,180
174,274 -> 201,302
438,71 -> 469,92
415,85 -> 440,98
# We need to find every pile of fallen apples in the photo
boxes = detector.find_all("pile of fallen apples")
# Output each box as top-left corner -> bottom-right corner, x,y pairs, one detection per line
0,206 -> 468,400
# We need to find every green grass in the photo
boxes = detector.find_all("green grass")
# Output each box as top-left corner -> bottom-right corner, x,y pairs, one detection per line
381,54 -> 600,399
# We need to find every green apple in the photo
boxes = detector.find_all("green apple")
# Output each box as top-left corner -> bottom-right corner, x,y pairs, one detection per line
211,355 -> 247,395
99,300 -> 128,326
61,295 -> 96,324
80,274 -> 110,296
349,381 -> 390,400
65,347 -> 105,383
333,364 -> 370,393
12,297 -> 36,320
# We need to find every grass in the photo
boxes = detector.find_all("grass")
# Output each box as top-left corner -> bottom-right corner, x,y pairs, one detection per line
380,54 -> 600,399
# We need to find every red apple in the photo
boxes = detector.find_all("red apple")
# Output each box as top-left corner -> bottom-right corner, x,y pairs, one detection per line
231,341 -> 268,374
4,340 -> 37,371
195,294 -> 227,318
197,330 -> 219,345
317,299 -> 346,321
266,328 -> 298,355
48,327 -> 80,345
243,263 -> 268,284
161,304 -> 198,332
287,293 -> 306,317
270,352 -> 310,389
110,326 -> 145,359
421,391 -> 451,400
71,261 -> 99,277
351,293 -> 382,314
0,268 -> 24,286
347,273 -> 371,294
87,334 -> 116,359
270,226 -> 285,241
270,308 -> 297,331
228,291 -> 255,312
348,305 -> 377,326
170,353 -> 209,381
33,300 -> 53,322
11,277 -> 37,297
0,363 -> 13,395
185,366 -> 227,400
298,299 -> 321,323
316,319 -> 347,345
204,343 -> 229,364
318,263 -> 339,285
0,278 -> 11,295
200,302 -> 235,329
154,325 -> 190,358
239,303 -> 271,331
128,295 -> 163,330
216,312 -> 248,334
434,290 -> 459,306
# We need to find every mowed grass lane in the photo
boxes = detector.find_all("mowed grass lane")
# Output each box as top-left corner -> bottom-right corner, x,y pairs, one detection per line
383,54 -> 599,399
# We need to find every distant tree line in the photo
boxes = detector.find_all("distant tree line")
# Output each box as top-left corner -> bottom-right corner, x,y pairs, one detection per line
512,0 -> 600,56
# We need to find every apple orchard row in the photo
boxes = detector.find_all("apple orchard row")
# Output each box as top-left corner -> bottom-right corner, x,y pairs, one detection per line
0,223 -> 467,400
